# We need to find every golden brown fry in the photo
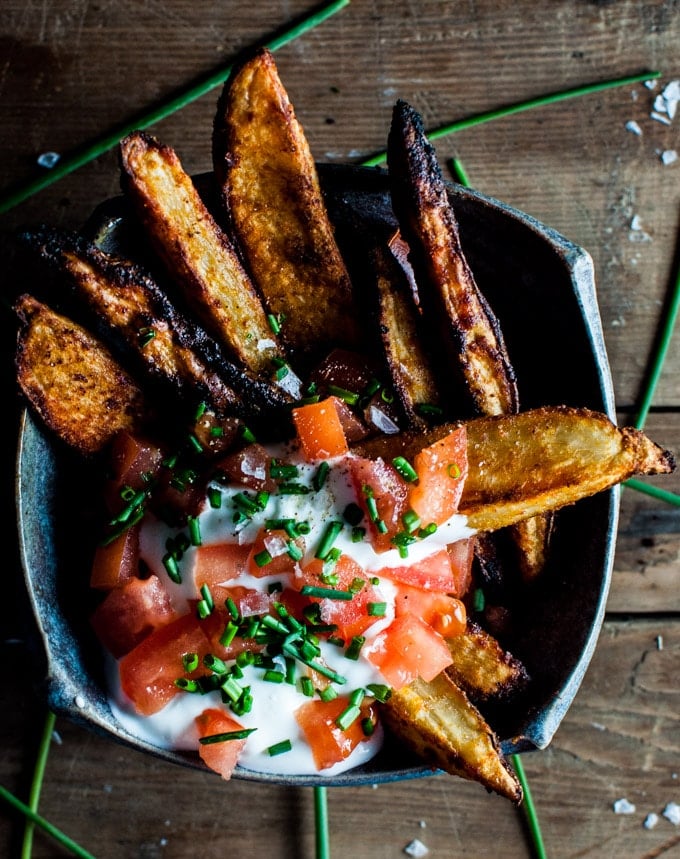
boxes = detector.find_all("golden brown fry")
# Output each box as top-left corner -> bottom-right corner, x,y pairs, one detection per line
382,673 -> 522,802
446,621 -> 528,703
213,48 -> 360,364
387,99 -> 518,418
15,295 -> 145,455
119,131 -> 283,376
354,406 -> 675,532
372,241 -> 441,429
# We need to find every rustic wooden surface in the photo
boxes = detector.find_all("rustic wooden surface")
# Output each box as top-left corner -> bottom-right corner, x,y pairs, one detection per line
2,1 -> 680,857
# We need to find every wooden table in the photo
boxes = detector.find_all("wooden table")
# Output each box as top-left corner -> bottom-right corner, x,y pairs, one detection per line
1,2 -> 679,857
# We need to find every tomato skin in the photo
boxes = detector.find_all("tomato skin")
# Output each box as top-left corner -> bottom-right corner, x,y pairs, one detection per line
90,575 -> 177,658
394,583 -> 467,639
119,613 -> 212,715
365,614 -> 453,689
292,397 -> 349,460
408,426 -> 468,526
213,444 -> 277,492
90,524 -> 140,590
195,708 -> 246,780
193,542 -> 251,603
246,529 -> 305,578
347,456 -> 409,552
295,696 -> 377,770
104,432 -> 165,514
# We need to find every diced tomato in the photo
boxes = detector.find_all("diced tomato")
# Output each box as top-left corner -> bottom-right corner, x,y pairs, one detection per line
200,597 -> 268,661
295,555 -> 381,640
394,583 -> 467,639
103,432 -> 165,514
292,397 -> 349,460
331,397 -> 370,443
119,612 -> 212,715
295,695 -> 377,771
90,524 -> 140,590
365,614 -> 452,689
90,575 -> 177,658
347,456 -> 409,552
246,529 -> 304,578
213,444 -> 277,492
193,542 -> 250,602
447,537 -> 474,598
377,548 -> 454,592
408,426 -> 468,526
195,708 -> 246,780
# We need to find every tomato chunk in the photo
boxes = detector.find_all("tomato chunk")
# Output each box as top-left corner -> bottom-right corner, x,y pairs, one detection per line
246,529 -> 304,578
376,548 -> 454,592
90,524 -> 140,590
213,444 -> 277,492
347,456 -> 409,552
119,613 -> 211,715
295,696 -> 377,770
394,583 -> 467,639
90,575 -> 177,658
365,614 -> 452,689
409,426 -> 468,526
292,397 -> 349,460
193,542 -> 250,603
447,537 -> 474,598
195,708 -> 247,780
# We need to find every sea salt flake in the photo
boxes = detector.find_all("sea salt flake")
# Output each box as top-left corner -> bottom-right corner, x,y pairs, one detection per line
37,151 -> 60,169
630,215 -> 643,231
656,635 -> 664,650
662,802 -> 680,825
661,150 -> 678,166
643,813 -> 659,830
651,112 -> 672,126
644,80 -> 658,90
625,120 -> 642,136
661,80 -> 680,119
404,839 -> 429,857
613,798 -> 636,815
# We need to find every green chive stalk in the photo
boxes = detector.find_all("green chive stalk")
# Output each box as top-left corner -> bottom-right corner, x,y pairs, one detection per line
314,785 -> 330,859
0,0 -> 351,214
511,754 -> 548,859
361,70 -> 661,167
21,709 -> 57,859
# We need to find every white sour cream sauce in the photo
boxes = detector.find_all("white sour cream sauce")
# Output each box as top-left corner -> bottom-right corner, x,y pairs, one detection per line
109,445 -> 475,777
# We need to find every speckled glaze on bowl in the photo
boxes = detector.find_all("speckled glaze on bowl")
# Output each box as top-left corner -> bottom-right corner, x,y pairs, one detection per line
16,164 -> 616,787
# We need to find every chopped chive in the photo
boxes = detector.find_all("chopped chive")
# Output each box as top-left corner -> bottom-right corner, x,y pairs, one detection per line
361,717 -> 375,736
208,486 -> 222,508
263,669 -> 285,684
199,728 -> 257,745
187,433 -> 203,454
375,519 -> 388,534
196,599 -> 211,619
254,549 -> 273,567
349,577 -> 365,594
367,602 -> 387,617
285,656 -> 296,685
194,401 -> 207,420
300,676 -> 315,697
187,516 -> 202,546
380,388 -> 394,404
286,540 -> 304,561
221,676 -> 244,702
402,509 -> 421,533
225,597 -> 240,621
267,313 -> 281,334
270,461 -> 299,480
318,686 -> 339,702
363,377 -> 382,398
315,520 -> 344,560
392,456 -> 418,483
210,426 -> 224,438
370,576 -> 380,586
327,384 -> 359,405
344,635 -> 365,661
312,461 -> 331,491
138,326 -> 156,347
416,403 -> 444,417
277,482 -> 311,495
182,652 -> 199,672
418,523 -> 438,538
162,552 -> 182,584
473,588 -> 486,612
447,462 -> 461,479
200,583 -> 214,611
204,653 -> 227,674
336,704 -> 361,730
349,689 -> 365,707
366,683 -> 392,703
351,526 -> 366,543
240,425 -> 257,443
261,614 -> 290,634
268,739 -> 293,756
300,585 -> 354,600
174,677 -> 199,693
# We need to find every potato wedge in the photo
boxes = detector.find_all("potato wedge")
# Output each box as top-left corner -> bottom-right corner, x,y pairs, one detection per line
387,99 -> 518,419
119,131 -> 284,376
446,621 -> 528,703
354,406 -> 675,533
15,295 -> 146,455
24,226 -> 289,419
213,48 -> 360,365
382,673 -> 522,802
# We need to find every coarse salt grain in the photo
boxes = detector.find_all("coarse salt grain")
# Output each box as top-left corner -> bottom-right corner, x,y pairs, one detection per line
613,798 -> 636,814
643,813 -> 659,829
662,802 -> 680,825
37,151 -> 60,169
625,120 -> 643,136
661,150 -> 678,166
404,839 -> 429,857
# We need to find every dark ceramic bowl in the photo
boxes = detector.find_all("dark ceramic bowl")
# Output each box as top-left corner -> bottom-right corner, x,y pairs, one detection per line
16,164 -> 616,787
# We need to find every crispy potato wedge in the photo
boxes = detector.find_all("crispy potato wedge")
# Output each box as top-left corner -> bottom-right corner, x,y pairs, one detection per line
119,131 -> 284,376
446,621 -> 529,703
372,241 -> 441,429
382,673 -> 522,802
387,99 -> 518,419
354,406 -> 675,533
24,227 -> 289,419
213,48 -> 360,365
15,295 -> 146,455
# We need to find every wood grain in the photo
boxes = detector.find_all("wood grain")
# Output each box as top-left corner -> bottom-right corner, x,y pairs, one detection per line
1,1 -> 679,857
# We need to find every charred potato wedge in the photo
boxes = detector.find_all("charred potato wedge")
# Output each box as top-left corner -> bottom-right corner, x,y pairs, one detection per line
119,130 -> 284,376
15,295 -> 146,455
213,48 -> 360,366
382,673 -> 522,802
